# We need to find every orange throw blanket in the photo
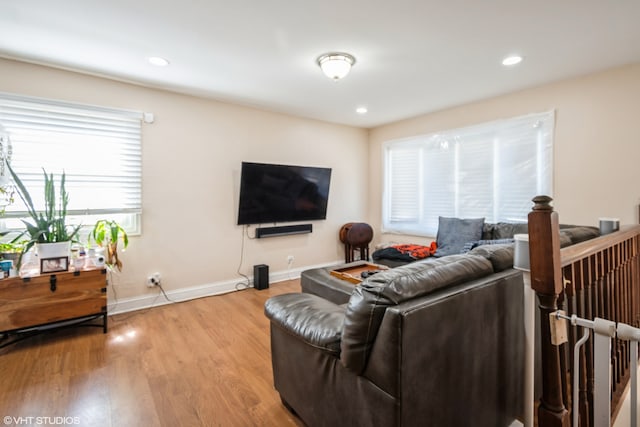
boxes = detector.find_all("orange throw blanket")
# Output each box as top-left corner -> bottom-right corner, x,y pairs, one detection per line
392,242 -> 437,258
372,242 -> 437,262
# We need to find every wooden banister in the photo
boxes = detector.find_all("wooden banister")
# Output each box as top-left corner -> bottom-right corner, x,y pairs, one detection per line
528,195 -> 571,427
560,225 -> 640,267
530,195 -> 640,427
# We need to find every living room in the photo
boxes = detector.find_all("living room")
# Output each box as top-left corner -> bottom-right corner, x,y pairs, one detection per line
1,1 -> 640,426
1,60 -> 638,310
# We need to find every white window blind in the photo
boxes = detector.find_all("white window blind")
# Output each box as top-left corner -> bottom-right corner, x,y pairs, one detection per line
382,111 -> 554,237
386,144 -> 420,222
0,92 -> 142,232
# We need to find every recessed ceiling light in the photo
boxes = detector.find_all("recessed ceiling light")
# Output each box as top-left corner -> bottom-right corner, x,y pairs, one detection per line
502,55 -> 523,66
147,56 -> 170,67
356,107 -> 368,114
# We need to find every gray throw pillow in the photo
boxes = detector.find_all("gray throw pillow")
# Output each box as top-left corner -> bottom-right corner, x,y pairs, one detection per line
434,216 -> 485,257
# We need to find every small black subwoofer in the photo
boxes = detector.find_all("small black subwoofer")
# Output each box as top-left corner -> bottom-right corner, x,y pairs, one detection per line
253,264 -> 269,290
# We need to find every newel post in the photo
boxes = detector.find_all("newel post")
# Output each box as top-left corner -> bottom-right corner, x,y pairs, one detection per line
528,195 -> 570,427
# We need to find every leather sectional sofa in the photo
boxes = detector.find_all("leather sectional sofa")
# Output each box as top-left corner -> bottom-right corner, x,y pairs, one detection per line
264,221 -> 599,426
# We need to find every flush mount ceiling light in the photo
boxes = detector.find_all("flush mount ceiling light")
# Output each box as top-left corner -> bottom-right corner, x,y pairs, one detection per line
147,56 -> 170,67
316,52 -> 356,80
356,106 -> 368,114
502,55 -> 523,66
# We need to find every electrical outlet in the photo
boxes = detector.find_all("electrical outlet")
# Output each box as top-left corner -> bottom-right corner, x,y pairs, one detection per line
146,272 -> 162,287
287,255 -> 294,265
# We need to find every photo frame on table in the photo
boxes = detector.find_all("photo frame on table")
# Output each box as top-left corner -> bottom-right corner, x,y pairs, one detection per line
40,256 -> 69,274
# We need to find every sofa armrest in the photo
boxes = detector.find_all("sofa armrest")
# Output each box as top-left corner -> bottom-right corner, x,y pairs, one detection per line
264,293 -> 345,356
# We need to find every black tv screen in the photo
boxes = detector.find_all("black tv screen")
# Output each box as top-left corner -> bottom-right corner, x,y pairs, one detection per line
237,162 -> 332,225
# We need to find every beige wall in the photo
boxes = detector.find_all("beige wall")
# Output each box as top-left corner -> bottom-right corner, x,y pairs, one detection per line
3,57 -> 639,302
369,63 -> 640,247
0,58 -> 369,301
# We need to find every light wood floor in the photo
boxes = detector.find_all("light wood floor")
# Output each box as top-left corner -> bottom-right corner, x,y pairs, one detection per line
0,280 -> 304,427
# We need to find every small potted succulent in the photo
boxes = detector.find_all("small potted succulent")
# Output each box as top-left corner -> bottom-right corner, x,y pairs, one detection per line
0,239 -> 24,263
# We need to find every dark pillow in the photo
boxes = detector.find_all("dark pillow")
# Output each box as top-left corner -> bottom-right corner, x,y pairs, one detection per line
492,222 -> 529,239
434,216 -> 485,257
481,223 -> 496,240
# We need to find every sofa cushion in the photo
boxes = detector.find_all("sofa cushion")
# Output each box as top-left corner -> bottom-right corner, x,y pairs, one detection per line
560,226 -> 600,245
467,243 -> 514,272
340,254 -> 493,373
434,216 -> 485,257
265,293 -> 345,356
461,238 -> 515,253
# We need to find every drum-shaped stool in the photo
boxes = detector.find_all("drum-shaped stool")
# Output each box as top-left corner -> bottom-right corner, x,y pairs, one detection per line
339,222 -> 374,263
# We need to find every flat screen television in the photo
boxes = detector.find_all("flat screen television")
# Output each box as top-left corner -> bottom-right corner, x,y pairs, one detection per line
237,161 -> 332,225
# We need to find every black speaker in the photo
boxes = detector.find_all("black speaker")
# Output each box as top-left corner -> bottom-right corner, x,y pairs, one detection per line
253,264 -> 269,290
255,224 -> 312,238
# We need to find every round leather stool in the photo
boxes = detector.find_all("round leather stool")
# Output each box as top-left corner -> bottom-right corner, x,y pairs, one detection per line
339,222 -> 373,263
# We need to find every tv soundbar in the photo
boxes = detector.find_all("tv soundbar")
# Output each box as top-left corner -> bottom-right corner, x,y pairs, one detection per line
255,224 -> 313,238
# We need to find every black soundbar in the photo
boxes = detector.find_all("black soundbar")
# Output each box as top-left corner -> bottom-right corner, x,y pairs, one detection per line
255,224 -> 313,238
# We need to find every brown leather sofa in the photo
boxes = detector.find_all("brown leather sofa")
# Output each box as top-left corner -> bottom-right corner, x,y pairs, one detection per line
265,246 -> 524,427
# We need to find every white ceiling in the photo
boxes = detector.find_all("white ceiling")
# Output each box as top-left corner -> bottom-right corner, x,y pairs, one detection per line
1,1 -> 639,128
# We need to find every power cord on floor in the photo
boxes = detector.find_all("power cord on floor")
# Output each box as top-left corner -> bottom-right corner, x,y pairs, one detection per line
156,282 -> 177,303
109,283 -> 175,323
235,225 -> 253,291
108,270 -> 176,323
112,225 -> 259,323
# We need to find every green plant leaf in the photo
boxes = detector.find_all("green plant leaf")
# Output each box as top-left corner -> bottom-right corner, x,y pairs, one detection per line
8,163 -> 38,220
8,166 -> 82,267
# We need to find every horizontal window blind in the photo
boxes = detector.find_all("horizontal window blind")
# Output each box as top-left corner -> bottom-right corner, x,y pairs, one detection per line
0,92 -> 142,227
387,145 -> 420,222
382,111 -> 554,237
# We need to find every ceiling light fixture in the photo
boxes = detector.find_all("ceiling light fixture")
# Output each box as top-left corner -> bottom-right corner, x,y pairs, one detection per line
147,56 -> 170,67
356,106 -> 368,114
502,55 -> 523,66
316,52 -> 356,80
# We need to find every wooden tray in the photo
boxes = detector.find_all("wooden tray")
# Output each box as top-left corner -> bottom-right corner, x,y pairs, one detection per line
329,262 -> 387,284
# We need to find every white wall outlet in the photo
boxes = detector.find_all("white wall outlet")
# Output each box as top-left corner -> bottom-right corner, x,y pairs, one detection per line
146,272 -> 162,287
287,255 -> 294,265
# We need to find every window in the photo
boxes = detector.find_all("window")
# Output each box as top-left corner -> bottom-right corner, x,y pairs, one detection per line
382,111 -> 554,236
0,92 -> 143,234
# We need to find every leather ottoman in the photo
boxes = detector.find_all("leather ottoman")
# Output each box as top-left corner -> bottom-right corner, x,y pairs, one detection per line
300,262 -> 368,304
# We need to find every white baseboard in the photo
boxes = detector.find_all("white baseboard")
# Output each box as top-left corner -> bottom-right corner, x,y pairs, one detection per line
107,260 -> 341,315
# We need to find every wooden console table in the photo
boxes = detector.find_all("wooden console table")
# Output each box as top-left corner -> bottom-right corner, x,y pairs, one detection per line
0,268 -> 108,348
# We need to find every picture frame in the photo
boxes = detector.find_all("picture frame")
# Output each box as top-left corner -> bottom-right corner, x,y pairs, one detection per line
40,256 -> 69,274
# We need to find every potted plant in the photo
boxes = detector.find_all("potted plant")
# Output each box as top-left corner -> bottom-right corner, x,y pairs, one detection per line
88,219 -> 129,271
8,164 -> 81,269
0,239 -> 25,263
